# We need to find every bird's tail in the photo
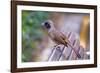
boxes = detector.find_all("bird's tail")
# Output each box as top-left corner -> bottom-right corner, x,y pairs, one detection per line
65,41 -> 81,58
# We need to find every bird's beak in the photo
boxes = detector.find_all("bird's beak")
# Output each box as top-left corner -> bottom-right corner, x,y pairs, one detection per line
41,22 -> 47,30
41,22 -> 44,26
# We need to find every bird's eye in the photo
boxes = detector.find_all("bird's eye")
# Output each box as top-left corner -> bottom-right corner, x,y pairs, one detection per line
44,22 -> 51,29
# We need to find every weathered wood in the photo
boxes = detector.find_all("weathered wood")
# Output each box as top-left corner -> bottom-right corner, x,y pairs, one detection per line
78,46 -> 84,60
59,46 -> 72,60
48,45 -> 64,61
48,31 -> 85,61
69,39 -> 80,60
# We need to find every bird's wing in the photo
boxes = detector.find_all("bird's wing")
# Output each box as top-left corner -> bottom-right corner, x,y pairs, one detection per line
54,31 -> 68,45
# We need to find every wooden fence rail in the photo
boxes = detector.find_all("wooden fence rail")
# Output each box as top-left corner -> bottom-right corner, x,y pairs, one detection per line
48,32 -> 85,61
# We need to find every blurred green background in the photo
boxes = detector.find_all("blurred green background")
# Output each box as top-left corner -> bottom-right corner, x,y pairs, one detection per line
22,10 -> 50,62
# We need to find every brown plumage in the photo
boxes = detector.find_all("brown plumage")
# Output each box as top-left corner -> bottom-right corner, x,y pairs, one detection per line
42,20 -> 81,58
49,29 -> 68,46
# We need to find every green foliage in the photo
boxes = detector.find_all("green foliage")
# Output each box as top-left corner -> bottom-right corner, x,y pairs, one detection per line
22,10 -> 50,62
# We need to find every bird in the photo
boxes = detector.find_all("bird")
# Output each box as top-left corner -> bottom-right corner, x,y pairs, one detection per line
42,20 -> 81,58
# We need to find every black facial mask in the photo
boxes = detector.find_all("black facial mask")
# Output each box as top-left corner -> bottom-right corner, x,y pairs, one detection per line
44,22 -> 51,29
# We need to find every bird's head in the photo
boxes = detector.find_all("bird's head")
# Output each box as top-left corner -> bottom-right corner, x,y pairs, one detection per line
42,20 -> 54,31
